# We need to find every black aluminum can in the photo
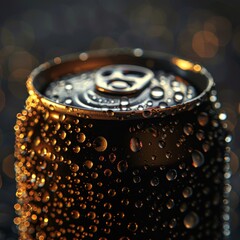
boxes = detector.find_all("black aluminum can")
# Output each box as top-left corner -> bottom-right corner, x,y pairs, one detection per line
14,49 -> 230,240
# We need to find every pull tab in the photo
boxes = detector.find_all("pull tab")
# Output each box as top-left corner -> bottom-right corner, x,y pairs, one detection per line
95,65 -> 154,95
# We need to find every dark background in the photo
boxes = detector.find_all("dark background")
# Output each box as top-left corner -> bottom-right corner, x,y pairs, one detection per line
0,0 -> 239,239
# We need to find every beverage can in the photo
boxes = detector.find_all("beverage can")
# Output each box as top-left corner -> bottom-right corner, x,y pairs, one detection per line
14,49 -> 230,239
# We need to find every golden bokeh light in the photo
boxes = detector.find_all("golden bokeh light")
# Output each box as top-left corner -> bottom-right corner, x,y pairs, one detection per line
2,154 -> 15,179
192,30 -> 219,58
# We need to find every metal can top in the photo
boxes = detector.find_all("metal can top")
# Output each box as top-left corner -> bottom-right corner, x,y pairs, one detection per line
27,48 -> 214,120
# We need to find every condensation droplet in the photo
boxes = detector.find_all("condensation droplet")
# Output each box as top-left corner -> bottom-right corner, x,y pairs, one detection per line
73,146 -> 81,153
127,222 -> 138,232
120,97 -> 129,107
166,199 -> 175,209
84,160 -> 93,169
71,210 -> 80,219
182,186 -> 193,198
70,163 -> 79,172
158,140 -> 166,149
104,169 -> 112,177
65,98 -> 72,105
93,136 -> 108,152
49,182 -> 58,192
42,191 -> 50,203
65,83 -> 73,91
117,160 -> 128,173
109,153 -> 116,163
130,137 -> 143,152
183,212 -> 199,229
159,102 -> 168,109
166,169 -> 177,181
135,200 -> 143,208
196,130 -> 205,141
150,87 -> 164,100
106,110 -> 114,117
169,218 -> 177,228
180,202 -> 188,213
133,176 -> 141,183
77,133 -> 86,143
183,123 -> 194,136
150,177 -> 159,187
87,211 -> 96,220
142,110 -> 152,118
197,112 -> 209,126
174,92 -> 184,103
166,151 -> 172,159
192,150 -> 205,168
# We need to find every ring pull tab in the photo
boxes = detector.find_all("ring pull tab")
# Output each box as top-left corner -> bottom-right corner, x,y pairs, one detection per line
95,65 -> 154,95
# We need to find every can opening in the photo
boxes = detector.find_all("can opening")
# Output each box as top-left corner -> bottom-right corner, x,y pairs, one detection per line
28,49 -> 214,120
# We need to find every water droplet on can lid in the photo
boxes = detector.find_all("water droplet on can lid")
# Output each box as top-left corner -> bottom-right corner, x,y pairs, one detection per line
150,87 -> 164,100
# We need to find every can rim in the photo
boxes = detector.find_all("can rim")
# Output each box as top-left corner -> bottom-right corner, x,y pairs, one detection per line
26,48 -> 214,120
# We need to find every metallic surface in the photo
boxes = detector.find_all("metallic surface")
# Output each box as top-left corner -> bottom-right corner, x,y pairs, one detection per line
14,49 -> 229,239
95,64 -> 154,95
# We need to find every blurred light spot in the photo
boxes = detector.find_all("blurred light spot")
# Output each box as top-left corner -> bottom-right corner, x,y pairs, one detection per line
231,210 -> 239,230
23,10 -> 54,39
177,30 -> 194,56
54,57 -> 61,64
204,16 -> 232,46
1,28 -> 15,46
233,29 -> 240,55
193,64 -> 202,72
9,69 -> 31,82
2,154 -> 15,179
130,5 -> 166,27
0,128 -> 2,146
147,26 -> 174,50
1,20 -> 35,49
0,89 -> 6,112
231,191 -> 239,210
0,175 -> 2,189
0,204 -> 11,226
133,48 -> 143,57
8,50 -> 38,74
8,68 -> 29,99
230,151 -> 239,175
221,104 -> 238,132
79,52 -> 88,61
192,31 -> 219,58
172,58 -> 193,70
90,37 -> 119,50
0,65 -> 2,78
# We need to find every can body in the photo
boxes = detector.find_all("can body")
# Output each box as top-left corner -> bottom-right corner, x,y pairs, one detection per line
14,49 -> 229,240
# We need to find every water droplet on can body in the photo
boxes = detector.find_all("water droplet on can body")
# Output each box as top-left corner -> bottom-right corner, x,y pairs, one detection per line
184,212 -> 199,229
182,187 -> 193,198
166,169 -> 177,181
93,136 -> 108,152
130,137 -> 143,152
150,177 -> 159,186
117,160 -> 128,173
192,150 -> 205,168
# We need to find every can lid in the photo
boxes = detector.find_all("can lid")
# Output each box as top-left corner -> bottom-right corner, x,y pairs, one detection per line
27,49 -> 214,120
